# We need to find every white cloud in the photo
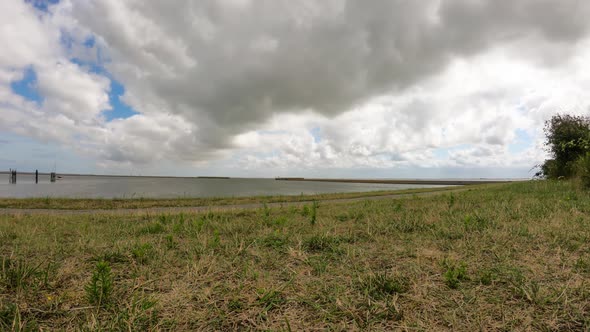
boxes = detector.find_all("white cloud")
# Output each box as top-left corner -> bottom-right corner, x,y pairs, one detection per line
2,0 -> 590,176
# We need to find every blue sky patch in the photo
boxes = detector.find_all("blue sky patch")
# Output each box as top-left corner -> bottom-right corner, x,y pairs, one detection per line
70,58 -> 138,121
310,127 -> 322,143
106,79 -> 138,121
10,67 -> 43,105
508,129 -> 532,154
26,0 -> 60,12
83,36 -> 95,48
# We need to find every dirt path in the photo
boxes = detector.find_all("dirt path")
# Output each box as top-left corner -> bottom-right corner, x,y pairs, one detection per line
0,187 -> 470,216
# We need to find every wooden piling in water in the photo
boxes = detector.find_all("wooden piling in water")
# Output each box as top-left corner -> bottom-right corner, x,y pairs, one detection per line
9,169 -> 16,184
50,172 -> 56,183
36,170 -> 39,183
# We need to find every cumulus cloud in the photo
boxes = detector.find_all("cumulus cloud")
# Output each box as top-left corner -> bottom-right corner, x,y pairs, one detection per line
2,0 -> 590,174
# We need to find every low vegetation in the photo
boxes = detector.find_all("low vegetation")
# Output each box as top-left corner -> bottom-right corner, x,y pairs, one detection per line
0,186 -> 465,210
1,180 -> 589,330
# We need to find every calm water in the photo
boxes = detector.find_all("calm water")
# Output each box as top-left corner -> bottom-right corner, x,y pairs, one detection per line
0,174 -> 447,199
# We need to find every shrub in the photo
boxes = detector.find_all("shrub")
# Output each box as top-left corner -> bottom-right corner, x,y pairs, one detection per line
538,114 -> 590,179
575,152 -> 590,189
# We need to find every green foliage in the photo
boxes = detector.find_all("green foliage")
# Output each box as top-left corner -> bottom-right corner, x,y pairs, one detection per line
442,259 -> 468,289
310,200 -> 319,225
539,114 -> 590,179
360,273 -> 409,299
303,234 -> 340,253
256,289 -> 286,311
85,261 -> 114,307
138,221 -> 165,235
131,243 -> 154,264
0,257 -> 44,291
574,152 -> 590,189
165,234 -> 177,249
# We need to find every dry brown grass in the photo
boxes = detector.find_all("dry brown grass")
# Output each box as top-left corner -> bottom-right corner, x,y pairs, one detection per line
1,180 -> 589,330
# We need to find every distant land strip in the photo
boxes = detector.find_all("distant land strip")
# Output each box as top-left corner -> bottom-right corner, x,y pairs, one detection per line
274,177 -> 518,185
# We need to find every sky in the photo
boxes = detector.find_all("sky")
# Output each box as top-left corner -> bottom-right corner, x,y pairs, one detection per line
1,0 -> 590,178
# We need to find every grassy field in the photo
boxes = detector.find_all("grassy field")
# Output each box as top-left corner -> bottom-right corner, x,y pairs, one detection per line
0,186 -> 466,210
1,180 -> 589,330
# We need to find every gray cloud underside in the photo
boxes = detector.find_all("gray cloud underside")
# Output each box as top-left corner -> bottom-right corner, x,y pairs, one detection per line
72,0 -> 590,152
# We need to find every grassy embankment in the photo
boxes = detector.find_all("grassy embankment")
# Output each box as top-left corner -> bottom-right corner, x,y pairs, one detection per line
1,180 -> 589,330
0,185 -> 469,210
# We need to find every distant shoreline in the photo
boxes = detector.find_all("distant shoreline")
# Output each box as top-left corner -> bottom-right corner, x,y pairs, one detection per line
1,172 -> 523,185
275,177 -> 519,185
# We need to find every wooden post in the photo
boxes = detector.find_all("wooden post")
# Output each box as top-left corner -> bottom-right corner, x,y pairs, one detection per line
50,172 -> 56,183
36,170 -> 39,184
10,169 -> 16,184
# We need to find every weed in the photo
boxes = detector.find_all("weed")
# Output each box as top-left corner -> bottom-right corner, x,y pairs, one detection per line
360,273 -> 409,299
165,234 -> 177,249
139,221 -> 165,235
462,214 -> 491,232
257,289 -> 286,311
85,260 -> 113,307
306,255 -> 329,275
91,250 -> 128,264
442,259 -> 468,289
478,268 -> 499,286
210,230 -> 221,249
259,233 -> 289,250
303,234 -> 340,253
0,257 -> 43,291
301,205 -> 310,217
574,256 -> 590,273
228,299 -> 244,311
448,193 -> 456,209
310,200 -> 319,225
262,203 -> 271,218
131,243 -> 154,264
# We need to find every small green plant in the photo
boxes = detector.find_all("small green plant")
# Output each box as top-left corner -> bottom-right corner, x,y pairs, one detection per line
256,289 -> 286,311
478,268 -> 499,286
574,256 -> 590,273
462,214 -> 490,232
262,203 -> 271,217
131,243 -> 154,264
165,234 -> 177,249
85,260 -> 113,307
259,233 -> 289,250
306,255 -> 329,275
210,230 -> 221,249
0,257 -> 42,291
575,152 -> 590,189
301,205 -> 310,216
310,200 -> 319,225
360,273 -> 409,299
91,250 -> 128,264
442,259 -> 468,289
447,193 -> 455,209
303,234 -> 340,253
228,299 -> 244,311
139,222 -> 165,235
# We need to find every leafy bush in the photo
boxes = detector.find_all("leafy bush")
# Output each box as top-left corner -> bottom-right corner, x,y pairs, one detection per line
574,152 -> 590,189
538,114 -> 590,179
